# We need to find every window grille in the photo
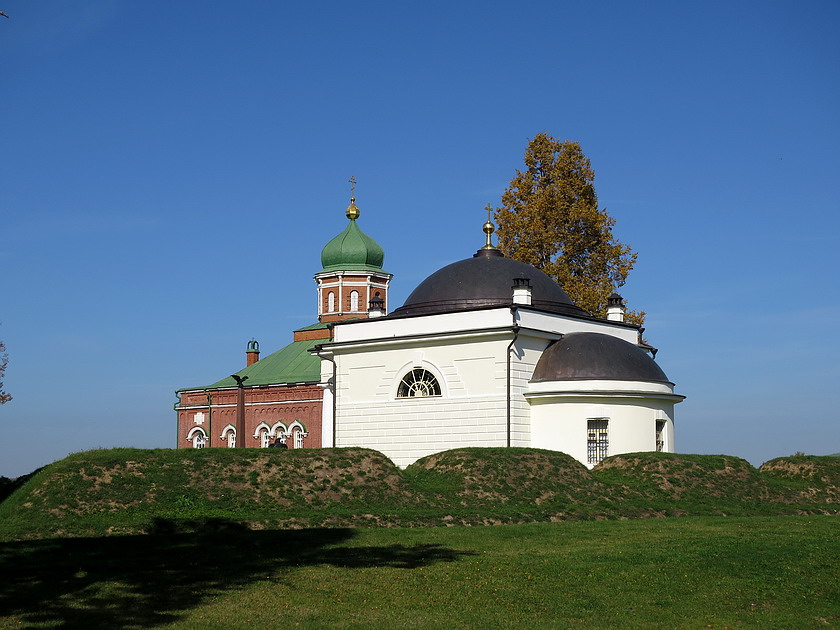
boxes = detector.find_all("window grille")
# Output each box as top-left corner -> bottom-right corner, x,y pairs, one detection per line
192,430 -> 207,449
587,419 -> 609,464
397,368 -> 441,398
655,420 -> 666,452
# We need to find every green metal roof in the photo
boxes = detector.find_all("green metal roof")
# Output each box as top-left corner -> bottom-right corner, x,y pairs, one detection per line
320,219 -> 386,273
180,338 -> 322,392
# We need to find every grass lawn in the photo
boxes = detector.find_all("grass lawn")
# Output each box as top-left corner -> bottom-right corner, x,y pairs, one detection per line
1,515 -> 837,629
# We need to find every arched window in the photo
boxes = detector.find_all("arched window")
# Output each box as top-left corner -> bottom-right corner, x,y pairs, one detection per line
328,291 -> 336,312
188,427 -> 207,449
220,425 -> 236,448
397,368 -> 441,398
350,290 -> 359,311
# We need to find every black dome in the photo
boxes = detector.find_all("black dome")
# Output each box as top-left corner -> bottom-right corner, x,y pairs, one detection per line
392,250 -> 589,317
531,332 -> 671,384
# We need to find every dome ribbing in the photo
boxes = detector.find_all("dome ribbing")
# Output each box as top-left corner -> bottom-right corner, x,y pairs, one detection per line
319,197 -> 386,273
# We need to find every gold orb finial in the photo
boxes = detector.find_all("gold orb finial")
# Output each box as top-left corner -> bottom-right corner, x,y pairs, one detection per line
346,197 -> 360,220
346,176 -> 360,220
481,205 -> 497,249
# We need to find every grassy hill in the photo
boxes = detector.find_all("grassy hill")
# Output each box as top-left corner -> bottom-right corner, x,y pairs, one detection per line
1,447 -> 839,541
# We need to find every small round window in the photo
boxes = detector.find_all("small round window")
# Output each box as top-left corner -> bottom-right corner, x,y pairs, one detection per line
397,368 -> 441,398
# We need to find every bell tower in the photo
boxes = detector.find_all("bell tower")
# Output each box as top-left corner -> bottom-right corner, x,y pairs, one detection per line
315,181 -> 392,323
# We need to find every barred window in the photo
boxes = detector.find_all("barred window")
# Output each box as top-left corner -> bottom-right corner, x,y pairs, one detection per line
655,420 -> 666,452
397,368 -> 441,398
587,419 -> 609,465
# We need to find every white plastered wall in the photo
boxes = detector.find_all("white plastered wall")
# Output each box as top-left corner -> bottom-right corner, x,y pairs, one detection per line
320,306 -> 663,468
509,333 -> 553,447
332,334 -> 513,468
527,385 -> 679,468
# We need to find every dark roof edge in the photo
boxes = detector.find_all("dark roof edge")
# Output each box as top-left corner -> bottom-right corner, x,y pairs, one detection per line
311,324 -> 518,351
176,380 -> 321,394
294,321 -> 330,332
330,302 -> 641,329
528,375 -> 675,387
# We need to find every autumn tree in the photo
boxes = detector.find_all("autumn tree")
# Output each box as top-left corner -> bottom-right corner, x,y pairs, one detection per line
0,337 -> 10,405
493,133 -> 644,326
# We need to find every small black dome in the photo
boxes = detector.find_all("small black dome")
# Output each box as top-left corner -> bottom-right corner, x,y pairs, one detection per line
392,250 -> 589,317
531,332 -> 671,384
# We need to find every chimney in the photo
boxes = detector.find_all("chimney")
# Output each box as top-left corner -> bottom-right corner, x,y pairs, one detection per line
512,278 -> 532,305
606,293 -> 625,322
246,339 -> 260,366
368,294 -> 385,318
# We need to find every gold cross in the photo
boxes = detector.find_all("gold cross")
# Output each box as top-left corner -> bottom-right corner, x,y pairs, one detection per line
349,176 -> 357,198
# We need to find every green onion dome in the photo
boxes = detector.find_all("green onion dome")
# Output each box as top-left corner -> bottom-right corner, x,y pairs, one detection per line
319,197 -> 386,272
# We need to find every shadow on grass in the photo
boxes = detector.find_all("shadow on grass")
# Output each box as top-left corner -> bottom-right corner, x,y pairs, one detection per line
0,517 -> 473,629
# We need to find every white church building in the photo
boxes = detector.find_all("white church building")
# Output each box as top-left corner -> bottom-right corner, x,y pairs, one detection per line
177,195 -> 683,467
312,207 -> 684,469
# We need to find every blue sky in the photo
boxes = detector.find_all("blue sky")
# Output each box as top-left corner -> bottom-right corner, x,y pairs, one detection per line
2,1 -> 838,477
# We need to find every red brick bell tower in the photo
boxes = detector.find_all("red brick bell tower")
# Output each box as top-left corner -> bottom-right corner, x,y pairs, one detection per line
315,182 -> 392,322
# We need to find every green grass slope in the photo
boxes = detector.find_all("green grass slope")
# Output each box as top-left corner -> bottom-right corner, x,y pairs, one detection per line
592,452 -> 780,516
404,447 -> 617,523
759,455 -> 840,503
0,447 -> 419,539
1,448 -> 839,541
595,452 -> 840,516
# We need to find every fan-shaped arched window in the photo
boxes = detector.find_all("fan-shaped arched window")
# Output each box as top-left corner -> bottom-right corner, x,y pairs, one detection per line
397,368 -> 441,398
188,427 -> 207,449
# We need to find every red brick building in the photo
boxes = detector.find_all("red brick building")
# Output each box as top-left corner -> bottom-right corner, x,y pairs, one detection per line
174,195 -> 391,449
